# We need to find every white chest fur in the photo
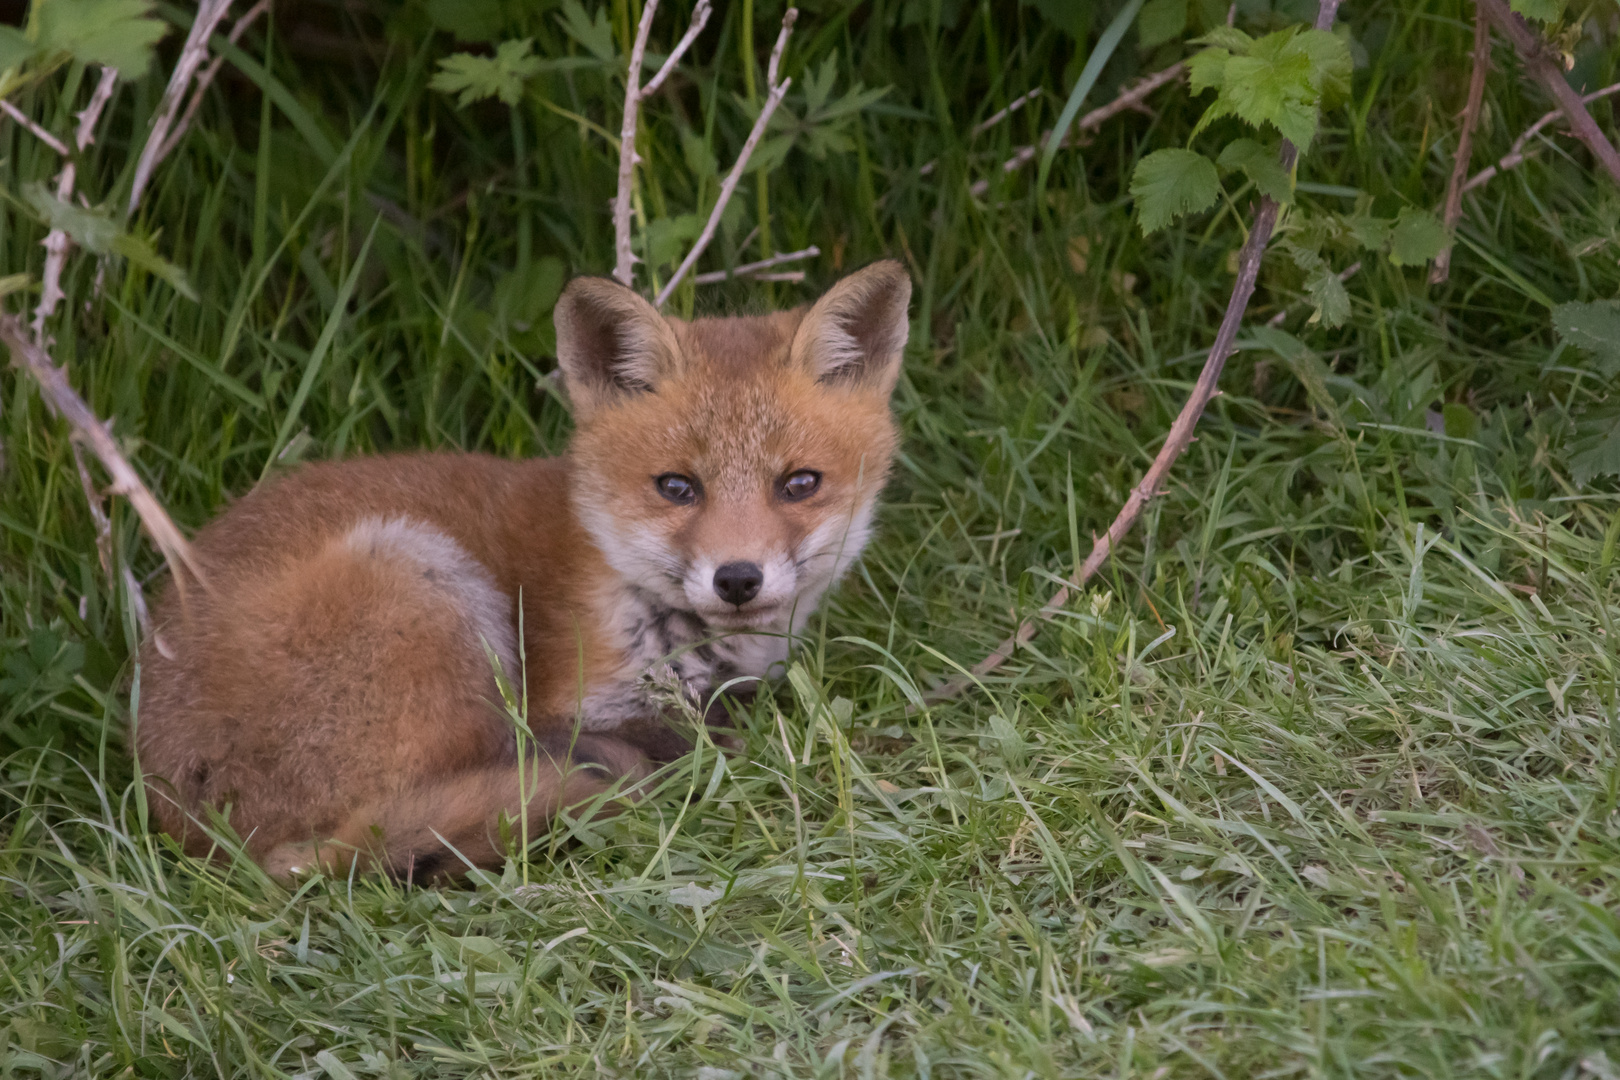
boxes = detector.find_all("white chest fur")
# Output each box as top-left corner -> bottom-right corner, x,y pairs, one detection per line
576,586 -> 795,730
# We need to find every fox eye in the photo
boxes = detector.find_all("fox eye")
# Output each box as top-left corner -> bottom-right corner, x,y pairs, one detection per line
779,470 -> 822,501
655,474 -> 699,505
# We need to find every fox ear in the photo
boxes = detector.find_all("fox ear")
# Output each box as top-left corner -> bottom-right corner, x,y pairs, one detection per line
553,276 -> 683,417
790,260 -> 911,394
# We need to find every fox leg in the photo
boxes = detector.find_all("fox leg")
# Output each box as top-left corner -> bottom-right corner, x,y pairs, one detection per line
261,731 -> 651,883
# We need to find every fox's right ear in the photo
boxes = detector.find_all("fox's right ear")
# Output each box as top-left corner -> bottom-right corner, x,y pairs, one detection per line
553,277 -> 683,419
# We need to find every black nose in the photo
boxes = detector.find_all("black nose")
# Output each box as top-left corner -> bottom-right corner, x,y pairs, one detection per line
713,561 -> 763,606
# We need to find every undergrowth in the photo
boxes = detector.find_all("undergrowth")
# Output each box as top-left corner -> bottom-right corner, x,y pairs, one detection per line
2,0 -> 1619,1076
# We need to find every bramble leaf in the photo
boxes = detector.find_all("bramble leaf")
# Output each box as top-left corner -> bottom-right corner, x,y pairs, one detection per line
1130,148 -> 1220,234
1570,412 -> 1620,486
23,183 -> 196,299
1187,46 -> 1231,96
35,0 -> 166,78
425,0 -> 504,42
1192,27 -> 1350,153
430,39 -> 542,106
1511,0 -> 1567,21
1344,211 -> 1392,251
1303,263 -> 1350,327
1387,207 -> 1448,266
1138,0 -> 1187,50
1217,138 -> 1292,203
0,26 -> 35,72
1552,300 -> 1620,378
557,0 -> 615,63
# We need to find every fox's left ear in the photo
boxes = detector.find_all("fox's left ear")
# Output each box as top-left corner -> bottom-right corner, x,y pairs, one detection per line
790,260 -> 911,395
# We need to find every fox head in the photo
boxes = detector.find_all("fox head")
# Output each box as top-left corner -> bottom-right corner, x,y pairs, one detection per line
555,261 -> 911,631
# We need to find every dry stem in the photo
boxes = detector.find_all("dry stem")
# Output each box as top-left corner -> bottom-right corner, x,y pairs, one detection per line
1463,81 -> 1620,193
32,66 -> 120,344
157,0 -> 272,165
655,9 -> 797,307
0,99 -> 70,155
128,0 -> 234,216
1,315 -> 205,593
1431,7 -> 1491,285
927,1 -> 1340,705
1476,0 -> 1620,187
614,0 -> 714,286
693,245 -> 819,285
969,64 -> 1185,197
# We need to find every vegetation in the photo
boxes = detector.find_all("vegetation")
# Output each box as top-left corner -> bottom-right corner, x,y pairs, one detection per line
3,0 -> 1620,1075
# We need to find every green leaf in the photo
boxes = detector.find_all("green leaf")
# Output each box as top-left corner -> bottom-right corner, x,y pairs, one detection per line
430,38 -> 542,106
1387,206 -> 1448,267
557,0 -> 615,63
1304,263 -> 1350,328
1138,0 -> 1187,49
1130,148 -> 1220,234
0,25 -> 35,72
643,213 -> 702,269
1204,27 -> 1351,153
425,0 -> 504,42
1570,411 -> 1620,487
1187,46 -> 1230,96
1511,0 -> 1567,20
22,183 -> 195,300
1552,300 -> 1620,378
1216,138 -> 1292,203
1344,211 -> 1392,251
1222,31 -> 1318,148
1442,402 -> 1480,441
35,0 -> 166,78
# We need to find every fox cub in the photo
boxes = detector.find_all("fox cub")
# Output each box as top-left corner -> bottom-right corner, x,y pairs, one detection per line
136,261 -> 910,880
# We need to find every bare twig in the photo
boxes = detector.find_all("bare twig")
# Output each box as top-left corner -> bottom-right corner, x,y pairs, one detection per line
968,64 -> 1185,197
156,0 -> 272,164
1431,7 -> 1491,285
128,0 -> 234,216
0,99 -> 70,155
693,245 -> 819,285
655,9 -> 797,307
642,0 -> 713,98
1477,0 -> 1620,187
33,66 -> 120,344
1463,81 -> 1620,193
1,315 -> 205,593
611,0 -> 713,286
613,0 -> 665,285
972,88 -> 1043,137
927,1 -> 1341,705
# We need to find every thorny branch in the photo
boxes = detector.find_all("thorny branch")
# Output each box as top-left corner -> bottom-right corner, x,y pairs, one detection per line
33,66 -> 119,345
1,315 -> 204,596
654,10 -> 797,308
157,0 -> 272,165
1431,6 -> 1491,285
926,0 -> 1342,705
128,0 -> 235,216
612,0 -> 714,286
1477,0 -> 1620,187
968,63 -> 1186,197
1463,81 -> 1620,193
0,98 -> 70,155
693,245 -> 820,285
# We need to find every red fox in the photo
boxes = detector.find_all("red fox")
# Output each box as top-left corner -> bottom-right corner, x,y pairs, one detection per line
135,261 -> 911,881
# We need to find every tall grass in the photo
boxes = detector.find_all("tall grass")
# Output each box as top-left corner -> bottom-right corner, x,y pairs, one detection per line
3,0 -> 1619,1075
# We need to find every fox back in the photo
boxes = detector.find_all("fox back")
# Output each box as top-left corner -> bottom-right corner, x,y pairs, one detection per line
135,261 -> 911,880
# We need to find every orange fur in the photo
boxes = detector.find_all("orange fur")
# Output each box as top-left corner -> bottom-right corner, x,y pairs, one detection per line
136,261 -> 911,881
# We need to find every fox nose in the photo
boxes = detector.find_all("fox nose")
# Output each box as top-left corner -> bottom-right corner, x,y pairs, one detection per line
713,561 -> 764,606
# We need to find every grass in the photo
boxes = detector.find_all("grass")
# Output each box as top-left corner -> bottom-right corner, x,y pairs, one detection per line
3,0 -> 1620,1075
